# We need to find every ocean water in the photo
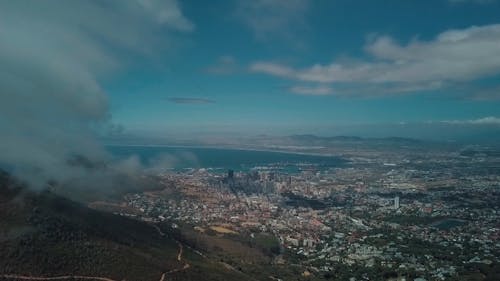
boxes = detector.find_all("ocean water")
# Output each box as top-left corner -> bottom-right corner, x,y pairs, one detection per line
106,145 -> 345,171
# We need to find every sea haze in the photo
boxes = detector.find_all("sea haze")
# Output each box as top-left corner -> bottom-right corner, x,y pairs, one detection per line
106,145 -> 346,171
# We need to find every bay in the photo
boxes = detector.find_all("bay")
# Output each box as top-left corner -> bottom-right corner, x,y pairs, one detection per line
106,145 -> 345,171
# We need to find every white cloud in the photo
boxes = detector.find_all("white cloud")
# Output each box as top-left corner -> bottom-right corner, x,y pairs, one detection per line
236,0 -> 309,40
205,55 -> 239,75
138,0 -> 194,31
250,24 -> 500,96
251,62 -> 295,76
289,85 -> 333,95
469,85 -> 500,100
442,117 -> 500,125
0,0 -> 193,188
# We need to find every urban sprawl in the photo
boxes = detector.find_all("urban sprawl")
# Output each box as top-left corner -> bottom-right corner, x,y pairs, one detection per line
105,147 -> 500,280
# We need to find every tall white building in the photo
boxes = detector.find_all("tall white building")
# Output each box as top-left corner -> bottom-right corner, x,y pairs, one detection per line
394,196 -> 400,209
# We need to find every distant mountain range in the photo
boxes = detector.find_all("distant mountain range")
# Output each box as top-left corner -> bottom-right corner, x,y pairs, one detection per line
283,134 -> 423,144
239,134 -> 444,153
104,133 -> 428,147
102,133 -> 464,156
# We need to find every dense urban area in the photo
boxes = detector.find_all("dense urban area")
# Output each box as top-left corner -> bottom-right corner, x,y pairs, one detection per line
96,145 -> 500,281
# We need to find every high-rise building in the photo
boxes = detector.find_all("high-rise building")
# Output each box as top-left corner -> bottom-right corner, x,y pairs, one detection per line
394,196 -> 400,209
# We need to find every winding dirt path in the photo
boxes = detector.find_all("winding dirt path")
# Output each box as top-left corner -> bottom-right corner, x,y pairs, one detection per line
160,239 -> 190,280
0,275 -> 119,281
176,242 -> 183,262
2,224 -> 191,281
151,224 -> 191,281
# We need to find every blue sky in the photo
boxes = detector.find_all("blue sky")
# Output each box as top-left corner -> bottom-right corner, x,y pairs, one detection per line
84,1 -> 500,138
2,0 -> 500,186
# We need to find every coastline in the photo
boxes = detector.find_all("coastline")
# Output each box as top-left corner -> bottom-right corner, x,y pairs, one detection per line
103,143 -> 340,158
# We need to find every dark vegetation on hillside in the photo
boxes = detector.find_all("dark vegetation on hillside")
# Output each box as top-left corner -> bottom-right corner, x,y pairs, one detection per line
0,171 -> 179,280
0,171 -> 251,281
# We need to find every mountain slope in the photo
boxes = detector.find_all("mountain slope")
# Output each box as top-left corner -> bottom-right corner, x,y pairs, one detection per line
0,171 -> 250,281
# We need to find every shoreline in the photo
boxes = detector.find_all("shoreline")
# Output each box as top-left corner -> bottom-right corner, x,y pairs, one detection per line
103,143 -> 341,158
